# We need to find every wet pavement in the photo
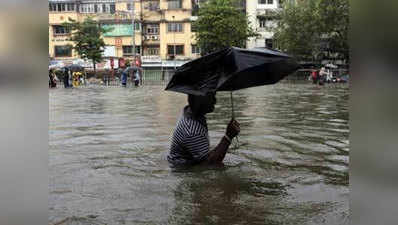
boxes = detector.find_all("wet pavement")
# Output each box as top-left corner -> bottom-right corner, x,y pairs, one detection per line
49,83 -> 349,225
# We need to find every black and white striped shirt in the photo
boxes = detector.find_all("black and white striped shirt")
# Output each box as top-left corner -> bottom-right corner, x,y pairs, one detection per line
167,106 -> 210,166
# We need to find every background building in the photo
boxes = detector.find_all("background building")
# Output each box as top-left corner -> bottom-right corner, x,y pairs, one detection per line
48,0 -> 201,70
246,0 -> 283,49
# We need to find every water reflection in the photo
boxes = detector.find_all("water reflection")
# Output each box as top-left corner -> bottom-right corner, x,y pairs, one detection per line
169,168 -> 288,225
49,84 -> 349,225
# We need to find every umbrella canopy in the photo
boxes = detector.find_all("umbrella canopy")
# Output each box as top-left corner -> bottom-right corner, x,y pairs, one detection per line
66,64 -> 84,72
165,47 -> 300,96
325,63 -> 338,69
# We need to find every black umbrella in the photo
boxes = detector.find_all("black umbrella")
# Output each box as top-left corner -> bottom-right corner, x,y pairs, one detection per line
66,64 -> 84,72
165,47 -> 300,117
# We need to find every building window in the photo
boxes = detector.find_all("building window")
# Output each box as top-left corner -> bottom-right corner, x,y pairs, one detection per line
259,0 -> 274,4
168,0 -> 182,9
191,45 -> 200,54
150,1 -> 160,11
80,4 -> 94,13
57,3 -> 66,12
146,46 -> 160,55
123,46 -> 141,56
168,45 -> 184,55
67,3 -> 75,11
259,18 -> 273,28
50,3 -> 76,12
167,23 -> 183,32
191,23 -> 197,32
259,18 -> 266,28
110,4 -> 116,14
55,46 -> 72,57
134,22 -> 141,31
146,24 -> 159,34
127,3 -> 132,11
49,3 -> 57,11
80,3 -> 114,13
192,0 -> 199,16
96,4 -> 104,13
53,25 -> 70,35
266,39 -> 273,48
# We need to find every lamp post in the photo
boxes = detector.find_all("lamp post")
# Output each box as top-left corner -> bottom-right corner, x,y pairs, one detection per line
131,0 -> 135,60
172,15 -> 176,71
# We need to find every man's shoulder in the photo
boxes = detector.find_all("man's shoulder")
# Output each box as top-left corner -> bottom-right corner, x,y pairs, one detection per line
177,115 -> 207,136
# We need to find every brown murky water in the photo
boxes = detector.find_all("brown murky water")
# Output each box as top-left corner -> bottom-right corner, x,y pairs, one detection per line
49,83 -> 349,225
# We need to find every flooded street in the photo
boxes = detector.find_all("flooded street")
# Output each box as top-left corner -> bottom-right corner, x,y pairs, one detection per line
49,83 -> 349,225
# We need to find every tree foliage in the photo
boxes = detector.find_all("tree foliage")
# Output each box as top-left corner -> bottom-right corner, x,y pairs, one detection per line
274,0 -> 349,63
63,17 -> 111,73
193,0 -> 258,55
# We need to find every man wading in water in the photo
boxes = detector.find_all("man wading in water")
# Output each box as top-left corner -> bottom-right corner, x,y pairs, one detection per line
167,94 -> 240,166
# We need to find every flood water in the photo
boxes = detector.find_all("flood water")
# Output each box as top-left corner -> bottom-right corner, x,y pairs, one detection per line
49,83 -> 349,225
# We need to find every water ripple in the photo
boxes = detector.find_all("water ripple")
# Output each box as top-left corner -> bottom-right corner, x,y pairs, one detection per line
50,84 -> 349,225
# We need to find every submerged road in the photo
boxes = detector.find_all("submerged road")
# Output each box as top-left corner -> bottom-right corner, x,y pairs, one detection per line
49,83 -> 349,225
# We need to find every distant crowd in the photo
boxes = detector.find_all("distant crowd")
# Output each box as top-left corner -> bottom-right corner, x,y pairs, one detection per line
310,67 -> 349,85
49,66 -> 142,88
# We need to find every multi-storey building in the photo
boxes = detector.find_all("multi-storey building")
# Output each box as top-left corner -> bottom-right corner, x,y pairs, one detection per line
246,0 -> 283,49
48,0 -> 201,69
140,0 -> 200,69
49,0 -> 80,59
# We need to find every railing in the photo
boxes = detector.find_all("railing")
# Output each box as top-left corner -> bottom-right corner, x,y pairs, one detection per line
141,70 -> 174,85
55,70 -> 175,87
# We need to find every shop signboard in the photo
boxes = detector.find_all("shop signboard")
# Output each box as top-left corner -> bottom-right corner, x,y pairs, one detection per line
103,24 -> 133,37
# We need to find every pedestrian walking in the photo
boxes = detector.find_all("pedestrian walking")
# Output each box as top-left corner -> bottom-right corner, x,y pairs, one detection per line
49,69 -> 57,88
63,68 -> 70,88
134,70 -> 140,87
121,66 -> 128,87
311,68 -> 318,84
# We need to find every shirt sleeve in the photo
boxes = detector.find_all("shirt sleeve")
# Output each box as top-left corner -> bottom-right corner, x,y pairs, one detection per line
183,134 -> 209,163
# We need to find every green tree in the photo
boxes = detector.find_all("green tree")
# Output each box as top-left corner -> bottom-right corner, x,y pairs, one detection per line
274,0 -> 349,63
193,0 -> 258,55
318,0 -> 349,62
63,17 -> 111,74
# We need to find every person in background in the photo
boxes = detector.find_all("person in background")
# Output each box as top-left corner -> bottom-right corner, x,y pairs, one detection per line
79,72 -> 85,86
311,68 -> 318,84
319,67 -> 327,85
63,68 -> 70,88
167,93 -> 240,167
49,69 -> 57,88
72,72 -> 79,87
68,69 -> 73,88
134,69 -> 140,87
121,66 -> 128,87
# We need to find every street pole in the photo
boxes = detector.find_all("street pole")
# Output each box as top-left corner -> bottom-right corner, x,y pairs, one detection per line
131,0 -> 135,60
172,16 -> 176,71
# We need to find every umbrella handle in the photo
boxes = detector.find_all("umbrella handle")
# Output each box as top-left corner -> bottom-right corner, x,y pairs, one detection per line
230,92 -> 235,119
230,91 -> 240,148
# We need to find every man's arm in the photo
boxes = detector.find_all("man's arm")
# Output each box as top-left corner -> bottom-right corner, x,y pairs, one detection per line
205,119 -> 240,164
206,136 -> 232,163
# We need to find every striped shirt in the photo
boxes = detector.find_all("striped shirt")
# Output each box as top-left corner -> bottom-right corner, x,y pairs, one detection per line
167,106 -> 210,166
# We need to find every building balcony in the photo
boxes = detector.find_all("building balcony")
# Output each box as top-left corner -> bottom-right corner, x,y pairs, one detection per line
142,1 -> 161,12
143,34 -> 160,44
256,8 -> 281,18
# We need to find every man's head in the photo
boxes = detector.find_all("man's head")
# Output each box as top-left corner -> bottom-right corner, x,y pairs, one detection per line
188,93 -> 216,116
